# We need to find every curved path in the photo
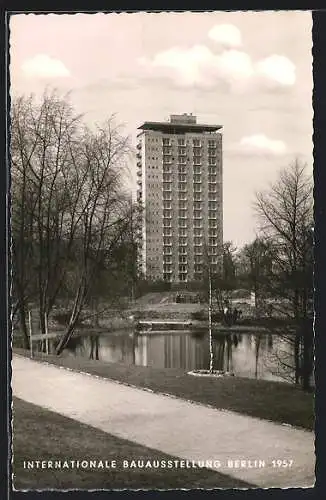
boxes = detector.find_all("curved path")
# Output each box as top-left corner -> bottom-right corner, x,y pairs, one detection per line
12,355 -> 315,488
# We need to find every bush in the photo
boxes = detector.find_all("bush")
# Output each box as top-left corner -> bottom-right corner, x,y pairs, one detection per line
191,310 -> 206,321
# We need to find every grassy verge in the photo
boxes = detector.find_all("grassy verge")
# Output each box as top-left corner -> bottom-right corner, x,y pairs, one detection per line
14,348 -> 314,430
12,397 -> 252,490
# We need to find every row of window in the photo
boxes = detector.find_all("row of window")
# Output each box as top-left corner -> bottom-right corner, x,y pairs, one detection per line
163,138 -> 218,148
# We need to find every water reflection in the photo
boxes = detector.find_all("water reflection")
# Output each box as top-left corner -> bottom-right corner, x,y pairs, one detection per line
53,329 -> 294,383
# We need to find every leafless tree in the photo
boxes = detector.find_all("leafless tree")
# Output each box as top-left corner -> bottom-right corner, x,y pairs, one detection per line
11,90 -> 136,355
254,159 -> 313,390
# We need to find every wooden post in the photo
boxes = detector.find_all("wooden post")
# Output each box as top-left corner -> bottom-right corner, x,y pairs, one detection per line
28,310 -> 33,358
44,312 -> 49,355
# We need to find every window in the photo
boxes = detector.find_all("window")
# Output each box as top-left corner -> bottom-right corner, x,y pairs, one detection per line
194,192 -> 202,201
163,182 -> 171,191
179,255 -> 187,263
179,246 -> 187,254
208,174 -> 216,183
194,184 -> 201,192
193,202 -> 202,211
163,146 -> 172,155
193,166 -> 201,174
163,202 -> 171,209
178,165 -> 186,173
163,165 -> 171,173
163,193 -> 172,201
163,237 -> 172,245
194,220 -> 202,228
194,228 -> 202,236
163,173 -> 172,182
193,174 -> 201,183
179,209 -> 187,218
208,202 -> 217,210
179,193 -> 187,200
178,147 -> 186,155
164,256 -> 172,264
163,220 -> 171,228
194,210 -> 202,219
208,157 -> 216,166
179,228 -> 187,236
194,237 -> 202,245
179,201 -> 187,209
179,237 -> 187,245
179,220 -> 187,228
178,183 -> 187,191
163,138 -> 171,146
193,139 -> 201,147
178,174 -> 186,182
208,140 -> 216,148
194,255 -> 203,263
163,155 -> 172,164
178,138 -> 185,146
163,210 -> 171,218
209,238 -> 218,246
179,273 -> 187,282
179,264 -> 187,273
208,166 -> 217,175
164,273 -> 172,281
178,156 -> 186,164
208,210 -> 217,219
193,156 -> 201,165
194,264 -> 203,273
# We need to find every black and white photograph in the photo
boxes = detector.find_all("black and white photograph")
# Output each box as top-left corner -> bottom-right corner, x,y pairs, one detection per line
10,10 -> 314,490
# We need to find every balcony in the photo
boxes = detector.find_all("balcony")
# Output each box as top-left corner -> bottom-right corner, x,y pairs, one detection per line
163,213 -> 172,219
163,248 -> 172,255
136,152 -> 141,159
137,170 -> 142,177
137,161 -> 142,168
137,179 -> 142,186
163,185 -> 172,192
136,142 -> 142,150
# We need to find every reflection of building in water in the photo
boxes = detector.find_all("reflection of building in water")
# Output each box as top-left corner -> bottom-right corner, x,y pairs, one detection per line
135,334 -> 208,370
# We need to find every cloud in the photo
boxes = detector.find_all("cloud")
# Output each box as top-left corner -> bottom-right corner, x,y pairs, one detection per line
137,24 -> 296,93
208,24 -> 242,48
256,54 -> 296,86
138,46 -> 295,93
239,134 -> 287,155
21,54 -> 70,78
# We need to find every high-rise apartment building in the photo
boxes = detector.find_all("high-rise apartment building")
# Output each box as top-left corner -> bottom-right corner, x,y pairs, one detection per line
136,113 -> 223,283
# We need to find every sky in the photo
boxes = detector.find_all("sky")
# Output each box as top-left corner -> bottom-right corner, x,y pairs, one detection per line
9,11 -> 313,247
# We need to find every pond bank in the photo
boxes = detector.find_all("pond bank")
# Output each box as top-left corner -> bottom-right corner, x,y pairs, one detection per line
13,348 -> 314,430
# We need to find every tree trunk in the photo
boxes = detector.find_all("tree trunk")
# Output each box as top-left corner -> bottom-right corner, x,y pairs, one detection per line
19,303 -> 30,349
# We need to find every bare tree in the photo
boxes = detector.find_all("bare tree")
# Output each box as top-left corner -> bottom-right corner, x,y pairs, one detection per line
254,159 -> 313,390
11,90 -> 135,355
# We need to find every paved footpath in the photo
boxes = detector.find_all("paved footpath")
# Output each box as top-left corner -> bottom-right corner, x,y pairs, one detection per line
12,355 -> 315,488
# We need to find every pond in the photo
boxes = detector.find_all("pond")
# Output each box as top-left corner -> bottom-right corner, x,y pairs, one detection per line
50,329 -> 296,384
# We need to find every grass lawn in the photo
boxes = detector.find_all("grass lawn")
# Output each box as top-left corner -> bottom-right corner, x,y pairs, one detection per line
14,348 -> 314,430
12,397 -> 253,490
